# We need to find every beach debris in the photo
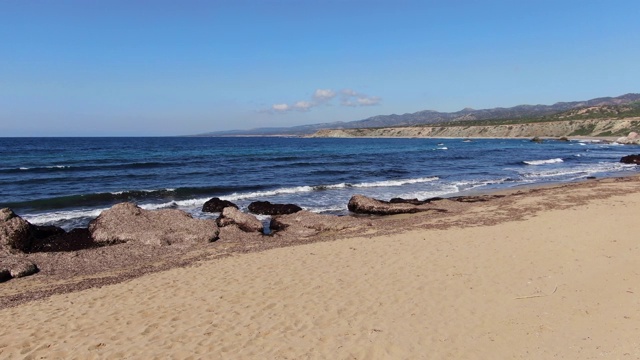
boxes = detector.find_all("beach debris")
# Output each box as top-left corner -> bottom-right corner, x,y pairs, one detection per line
202,198 -> 239,213
89,202 -> 219,246
347,195 -> 449,215
0,208 -> 33,253
248,201 -> 302,216
620,154 -> 640,165
216,207 -> 263,233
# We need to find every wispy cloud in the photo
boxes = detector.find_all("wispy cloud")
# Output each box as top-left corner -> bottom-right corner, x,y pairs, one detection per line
268,88 -> 380,113
340,89 -> 382,107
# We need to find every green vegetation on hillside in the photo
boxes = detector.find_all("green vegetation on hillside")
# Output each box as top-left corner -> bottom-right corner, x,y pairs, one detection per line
434,101 -> 640,128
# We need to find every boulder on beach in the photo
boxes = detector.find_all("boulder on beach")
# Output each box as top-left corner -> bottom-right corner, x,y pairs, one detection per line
530,137 -> 544,143
248,201 -> 302,216
348,195 -> 449,216
270,211 -> 351,238
89,202 -> 219,246
0,208 -> 32,252
0,256 -> 38,280
202,198 -> 238,213
620,154 -> 640,165
217,207 -> 263,233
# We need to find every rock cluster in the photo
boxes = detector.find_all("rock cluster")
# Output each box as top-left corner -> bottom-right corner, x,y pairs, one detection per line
1,190 -> 476,283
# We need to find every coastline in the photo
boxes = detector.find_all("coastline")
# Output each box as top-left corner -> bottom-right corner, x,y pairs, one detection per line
1,174 -> 640,357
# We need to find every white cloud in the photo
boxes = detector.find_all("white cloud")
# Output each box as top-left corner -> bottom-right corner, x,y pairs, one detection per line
293,101 -> 313,111
313,89 -> 336,102
340,89 -> 381,107
268,88 -> 381,113
272,103 -> 291,112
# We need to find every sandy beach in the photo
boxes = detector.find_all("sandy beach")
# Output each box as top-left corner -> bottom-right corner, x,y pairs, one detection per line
1,175 -> 640,359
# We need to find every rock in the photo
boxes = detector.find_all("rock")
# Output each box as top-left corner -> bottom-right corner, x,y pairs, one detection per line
620,154 -> 640,165
0,208 -> 32,252
389,198 -> 432,205
89,202 -> 219,246
217,207 -> 263,233
0,268 -> 10,283
348,195 -> 449,215
30,224 -> 66,240
9,259 -> 38,278
558,136 -> 570,142
248,201 -> 302,215
202,198 -> 238,213
28,228 -> 98,253
0,256 -> 38,279
270,211 -> 351,238
628,132 -> 639,140
530,137 -> 544,143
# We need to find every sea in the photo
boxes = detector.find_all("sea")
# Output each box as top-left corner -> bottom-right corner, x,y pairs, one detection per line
0,137 -> 637,230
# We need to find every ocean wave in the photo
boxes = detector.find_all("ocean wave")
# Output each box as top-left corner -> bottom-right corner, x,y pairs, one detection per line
521,162 -> 636,179
523,158 -> 564,165
351,177 -> 439,188
22,208 -> 107,228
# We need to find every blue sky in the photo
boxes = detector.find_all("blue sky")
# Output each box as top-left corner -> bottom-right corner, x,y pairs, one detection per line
1,0 -> 639,136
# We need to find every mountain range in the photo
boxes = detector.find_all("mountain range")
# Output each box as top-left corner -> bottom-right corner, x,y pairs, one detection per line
196,93 -> 640,136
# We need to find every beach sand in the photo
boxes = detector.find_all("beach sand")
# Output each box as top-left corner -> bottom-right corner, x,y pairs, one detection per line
1,176 -> 640,359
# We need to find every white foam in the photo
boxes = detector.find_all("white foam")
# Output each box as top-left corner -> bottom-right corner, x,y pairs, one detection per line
523,158 -> 563,165
353,177 -> 439,188
437,147 -> 448,150
22,208 -> 107,225
19,167 -> 29,170
222,186 -> 315,201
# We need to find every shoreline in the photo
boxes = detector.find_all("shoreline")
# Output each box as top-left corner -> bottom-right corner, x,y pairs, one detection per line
1,173 -> 639,357
2,173 -> 639,308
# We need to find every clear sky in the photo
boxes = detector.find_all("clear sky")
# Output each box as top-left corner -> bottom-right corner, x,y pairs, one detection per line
1,0 -> 639,136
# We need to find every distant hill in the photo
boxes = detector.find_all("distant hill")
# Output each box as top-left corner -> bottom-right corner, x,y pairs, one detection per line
194,93 -> 640,136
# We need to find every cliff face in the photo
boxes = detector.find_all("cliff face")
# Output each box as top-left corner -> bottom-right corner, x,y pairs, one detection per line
309,118 -> 640,139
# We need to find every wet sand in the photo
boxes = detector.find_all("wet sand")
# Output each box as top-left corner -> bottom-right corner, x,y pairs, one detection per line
1,175 -> 640,358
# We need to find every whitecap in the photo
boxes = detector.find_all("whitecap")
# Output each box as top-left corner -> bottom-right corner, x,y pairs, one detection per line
523,158 -> 563,165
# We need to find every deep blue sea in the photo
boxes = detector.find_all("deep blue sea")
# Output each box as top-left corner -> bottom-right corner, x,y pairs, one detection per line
0,137 -> 637,230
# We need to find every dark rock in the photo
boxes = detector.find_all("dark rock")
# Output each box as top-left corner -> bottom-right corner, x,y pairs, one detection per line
202,198 -> 238,213
558,136 -> 570,142
389,198 -> 433,205
216,207 -> 263,233
620,154 -> 640,165
348,195 -> 449,215
89,202 -> 219,246
27,228 -> 100,253
531,137 -> 544,143
0,208 -> 32,252
0,268 -> 10,283
30,224 -> 66,240
248,201 -> 302,215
